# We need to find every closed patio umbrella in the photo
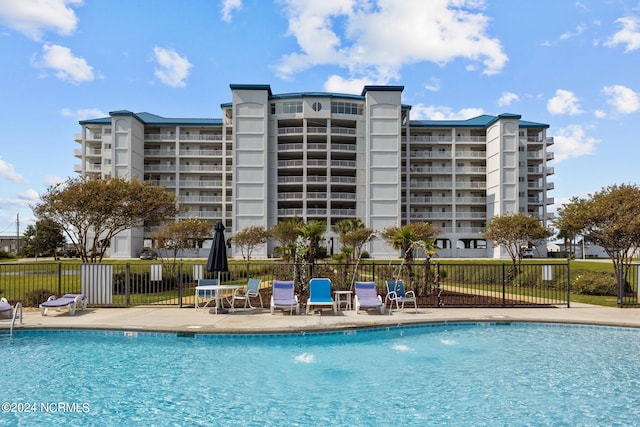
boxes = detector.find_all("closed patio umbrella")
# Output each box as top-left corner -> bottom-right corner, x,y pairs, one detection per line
206,221 -> 229,313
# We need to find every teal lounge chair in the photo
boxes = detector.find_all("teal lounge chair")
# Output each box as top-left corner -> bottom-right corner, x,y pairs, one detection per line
306,278 -> 337,315
385,280 -> 417,314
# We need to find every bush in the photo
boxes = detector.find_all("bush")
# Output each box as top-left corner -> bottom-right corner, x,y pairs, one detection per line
24,288 -> 55,307
572,271 -> 617,296
0,250 -> 13,259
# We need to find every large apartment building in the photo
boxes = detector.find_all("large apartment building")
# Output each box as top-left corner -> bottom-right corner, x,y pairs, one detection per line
74,84 -> 554,259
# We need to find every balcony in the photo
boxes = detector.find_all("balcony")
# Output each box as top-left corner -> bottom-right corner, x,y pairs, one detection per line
455,136 -> 486,143
409,150 -> 452,159
330,176 -> 356,184
456,166 -> 486,174
330,192 -> 356,201
180,180 -> 224,188
278,208 -> 304,216
177,212 -> 222,220
278,192 -> 304,200
409,212 -> 452,220
331,143 -> 356,152
179,165 -> 227,173
404,135 -> 451,143
409,196 -> 453,204
307,143 -> 327,151
178,196 -> 224,203
330,160 -> 356,168
455,181 -> 486,189
145,149 -> 177,157
455,150 -> 485,158
409,181 -> 453,189
331,127 -> 356,136
409,166 -> 453,174
178,149 -> 225,157
278,143 -> 303,152
144,165 -> 176,173
178,133 -> 224,141
331,208 -> 356,217
278,160 -> 304,168
456,212 -> 486,220
148,179 -> 176,188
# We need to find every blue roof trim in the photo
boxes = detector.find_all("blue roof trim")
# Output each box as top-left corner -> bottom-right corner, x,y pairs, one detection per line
230,84 -> 272,95
268,91 -> 364,101
361,85 -> 404,95
411,114 -> 549,129
80,111 -> 222,127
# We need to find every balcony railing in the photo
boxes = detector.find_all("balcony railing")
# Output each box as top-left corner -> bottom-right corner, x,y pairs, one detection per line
410,181 -> 453,189
409,151 -> 452,159
178,196 -> 224,203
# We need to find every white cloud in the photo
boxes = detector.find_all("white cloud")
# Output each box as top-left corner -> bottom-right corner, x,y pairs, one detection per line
547,89 -> 583,115
498,91 -> 519,107
152,46 -> 193,88
274,0 -> 508,83
605,16 -> 640,52
424,77 -> 440,92
551,124 -> 599,162
559,23 -> 587,41
18,189 -> 40,202
221,0 -> 242,23
0,0 -> 82,41
32,43 -> 94,84
323,74 -> 375,93
602,84 -> 640,114
0,158 -> 23,182
60,107 -> 107,120
44,175 -> 65,186
594,109 -> 607,119
410,104 -> 484,120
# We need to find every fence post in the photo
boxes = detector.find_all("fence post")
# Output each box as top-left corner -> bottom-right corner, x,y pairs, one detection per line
566,260 -> 571,308
178,262 -> 183,308
57,262 -> 62,296
502,263 -> 506,306
125,263 -> 130,307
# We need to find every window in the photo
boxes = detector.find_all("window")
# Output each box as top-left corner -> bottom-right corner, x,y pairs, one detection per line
104,143 -> 112,149
271,101 -> 303,114
312,102 -> 322,112
331,101 -> 363,115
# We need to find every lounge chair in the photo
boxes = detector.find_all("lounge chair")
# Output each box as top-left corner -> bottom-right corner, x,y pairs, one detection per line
354,282 -> 385,314
231,278 -> 263,310
385,280 -> 417,314
270,280 -> 299,315
40,293 -> 87,316
0,297 -> 12,319
306,278 -> 337,315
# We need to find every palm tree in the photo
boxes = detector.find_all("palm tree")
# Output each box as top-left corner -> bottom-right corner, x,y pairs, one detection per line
299,220 -> 327,268
381,222 -> 439,294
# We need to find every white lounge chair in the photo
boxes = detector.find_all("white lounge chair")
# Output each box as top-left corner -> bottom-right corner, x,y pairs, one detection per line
40,294 -> 87,316
354,282 -> 385,314
0,297 -> 13,319
270,280 -> 300,315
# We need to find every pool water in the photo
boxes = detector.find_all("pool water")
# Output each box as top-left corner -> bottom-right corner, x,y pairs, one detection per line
2,323 -> 640,426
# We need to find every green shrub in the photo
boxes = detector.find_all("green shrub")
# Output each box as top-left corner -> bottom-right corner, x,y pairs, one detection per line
24,289 -> 55,307
571,271 -> 617,296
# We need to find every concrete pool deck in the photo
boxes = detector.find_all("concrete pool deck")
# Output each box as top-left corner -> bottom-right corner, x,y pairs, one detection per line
5,303 -> 640,333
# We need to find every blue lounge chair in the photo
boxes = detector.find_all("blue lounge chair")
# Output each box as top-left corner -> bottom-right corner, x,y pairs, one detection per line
354,282 -> 385,314
385,280 -> 417,314
40,294 -> 87,316
306,278 -> 337,315
270,280 -> 299,315
231,278 -> 263,310
195,278 -> 218,310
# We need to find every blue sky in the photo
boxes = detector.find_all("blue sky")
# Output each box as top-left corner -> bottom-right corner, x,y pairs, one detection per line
1,0 -> 639,237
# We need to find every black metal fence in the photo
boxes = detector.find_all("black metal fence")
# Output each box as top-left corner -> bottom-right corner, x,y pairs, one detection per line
0,261 -> 573,309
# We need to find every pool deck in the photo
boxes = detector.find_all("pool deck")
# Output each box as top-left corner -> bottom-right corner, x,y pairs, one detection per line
5,303 -> 640,333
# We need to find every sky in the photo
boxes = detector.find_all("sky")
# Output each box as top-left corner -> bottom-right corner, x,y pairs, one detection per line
1,0 -> 639,238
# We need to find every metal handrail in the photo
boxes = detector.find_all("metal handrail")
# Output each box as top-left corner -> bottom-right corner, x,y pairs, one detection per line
10,302 -> 22,336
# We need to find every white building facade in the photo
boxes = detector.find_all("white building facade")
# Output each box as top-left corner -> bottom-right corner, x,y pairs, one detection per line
74,84 -> 554,259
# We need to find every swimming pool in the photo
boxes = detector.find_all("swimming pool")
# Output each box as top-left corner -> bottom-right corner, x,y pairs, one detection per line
2,323 -> 640,426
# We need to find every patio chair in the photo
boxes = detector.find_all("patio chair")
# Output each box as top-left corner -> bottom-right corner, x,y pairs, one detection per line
0,297 -> 12,319
306,278 -> 337,315
385,280 -> 417,314
40,293 -> 87,316
270,280 -> 300,315
195,278 -> 218,310
354,282 -> 385,315
231,278 -> 263,310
